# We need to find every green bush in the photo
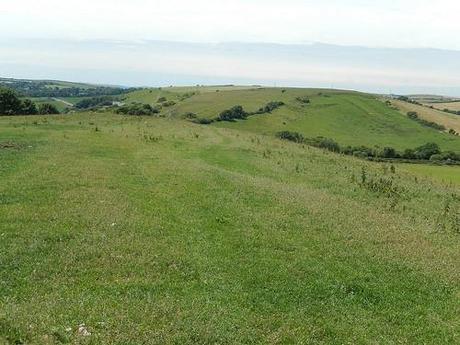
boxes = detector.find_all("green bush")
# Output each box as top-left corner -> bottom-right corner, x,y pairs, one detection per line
402,149 -> 416,159
277,130 -> 458,163
192,118 -> 214,125
380,147 -> 397,158
346,145 -> 376,157
162,100 -> 176,107
276,131 -> 305,143
0,87 -> 24,115
407,111 -> 418,119
217,105 -> 247,122
115,103 -> 160,116
296,96 -> 310,104
309,137 -> 341,153
38,103 -> 60,115
20,99 -> 38,115
255,101 -> 285,114
440,151 -> 460,161
430,154 -> 443,161
183,112 -> 197,119
414,142 -> 441,160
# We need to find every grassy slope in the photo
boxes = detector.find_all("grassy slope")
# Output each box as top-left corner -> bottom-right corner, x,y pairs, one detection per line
392,100 -> 460,133
165,88 -> 460,152
122,86 -> 261,105
402,164 -> 460,186
122,88 -> 173,104
0,113 -> 459,344
42,81 -> 96,89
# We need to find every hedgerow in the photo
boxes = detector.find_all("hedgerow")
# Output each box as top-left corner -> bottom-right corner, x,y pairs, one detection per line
276,130 -> 460,163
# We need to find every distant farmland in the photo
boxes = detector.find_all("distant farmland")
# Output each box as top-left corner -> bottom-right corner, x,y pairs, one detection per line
392,99 -> 460,133
430,101 -> 460,112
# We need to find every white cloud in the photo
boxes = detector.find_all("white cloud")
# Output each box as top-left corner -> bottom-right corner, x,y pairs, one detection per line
1,0 -> 460,49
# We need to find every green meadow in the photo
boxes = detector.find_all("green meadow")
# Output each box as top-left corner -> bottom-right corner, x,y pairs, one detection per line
128,87 -> 460,152
401,164 -> 460,186
1,87 -> 460,344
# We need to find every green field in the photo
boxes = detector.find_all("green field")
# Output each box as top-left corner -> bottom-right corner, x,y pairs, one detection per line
1,86 -> 460,344
401,164 -> 460,186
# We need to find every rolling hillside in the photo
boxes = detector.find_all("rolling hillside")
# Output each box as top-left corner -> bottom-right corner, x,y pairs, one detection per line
125,87 -> 460,153
0,77 -> 97,90
0,77 -> 132,98
1,86 -> 459,344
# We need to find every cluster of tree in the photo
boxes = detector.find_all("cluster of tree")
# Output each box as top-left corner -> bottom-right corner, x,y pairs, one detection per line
37,103 -> 60,115
406,111 -> 446,131
217,105 -> 248,121
155,97 -> 176,107
440,108 -> 460,116
397,96 -> 421,105
253,101 -> 285,114
178,92 -> 196,101
183,112 -> 197,119
192,117 -> 214,125
0,79 -> 138,98
115,103 -> 160,116
191,101 -> 286,124
161,100 -> 176,107
75,96 -> 118,109
277,131 -> 305,143
276,130 -> 460,163
295,96 -> 311,104
0,88 -> 59,115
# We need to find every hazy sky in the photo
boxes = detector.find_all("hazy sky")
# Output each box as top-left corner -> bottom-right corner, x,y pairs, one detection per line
1,0 -> 460,49
2,1 -> 460,95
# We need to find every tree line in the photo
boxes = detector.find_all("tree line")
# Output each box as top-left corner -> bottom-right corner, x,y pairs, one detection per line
277,130 -> 460,164
0,88 -> 59,115
191,102 -> 285,124
0,79 -> 137,98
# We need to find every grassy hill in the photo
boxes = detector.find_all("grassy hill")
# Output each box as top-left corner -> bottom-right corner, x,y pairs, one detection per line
0,77 -> 97,90
402,164 -> 460,185
0,87 -> 460,344
124,87 -> 460,153
0,77 -> 132,100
